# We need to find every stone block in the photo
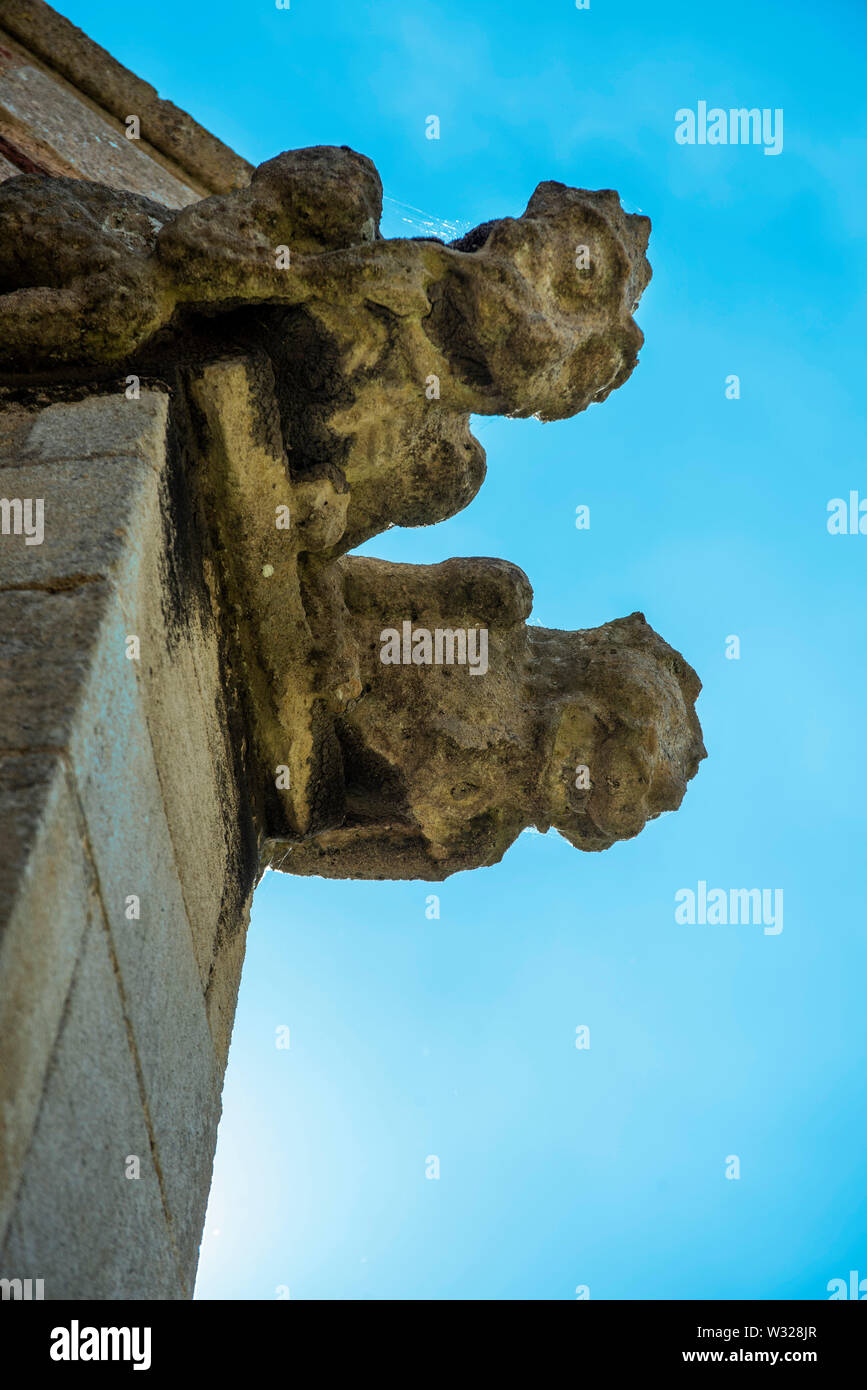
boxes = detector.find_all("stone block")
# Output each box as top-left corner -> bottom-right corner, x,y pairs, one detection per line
0,914 -> 185,1299
0,752 -> 89,1245
0,46 -> 199,206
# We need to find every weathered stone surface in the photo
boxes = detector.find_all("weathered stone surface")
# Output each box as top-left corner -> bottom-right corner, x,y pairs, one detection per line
0,150 -> 651,556
175,340 -> 703,876
0,544 -> 223,1288
0,144 -> 701,881
0,383 -> 253,1294
268,560 -> 705,879
0,410 -> 168,592
0,48 -> 202,205
0,752 -> 88,1246
64,584 -> 223,1283
0,386 -> 254,1031
0,124 -> 705,1302
12,387 -> 170,462
0,581 -> 113,748
1,0 -> 252,196
0,914 -> 186,1299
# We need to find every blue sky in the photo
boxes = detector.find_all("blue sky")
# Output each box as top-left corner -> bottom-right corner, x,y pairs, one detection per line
66,0 -> 867,1298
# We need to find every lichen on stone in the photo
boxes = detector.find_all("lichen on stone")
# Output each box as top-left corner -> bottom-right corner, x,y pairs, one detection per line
0,144 -> 704,880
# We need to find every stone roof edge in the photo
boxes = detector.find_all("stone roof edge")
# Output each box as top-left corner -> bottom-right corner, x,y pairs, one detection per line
0,0 -> 254,194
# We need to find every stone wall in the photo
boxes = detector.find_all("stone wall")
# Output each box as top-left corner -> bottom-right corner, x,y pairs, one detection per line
0,387 -> 259,1297
0,1 -> 258,1299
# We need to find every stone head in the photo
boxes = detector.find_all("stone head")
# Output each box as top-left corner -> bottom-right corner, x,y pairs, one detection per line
537,613 -> 706,849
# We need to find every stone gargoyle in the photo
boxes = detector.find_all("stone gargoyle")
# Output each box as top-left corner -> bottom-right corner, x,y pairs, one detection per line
0,144 -> 705,879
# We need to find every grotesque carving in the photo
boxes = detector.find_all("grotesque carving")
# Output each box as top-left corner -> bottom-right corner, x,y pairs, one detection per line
0,145 -> 705,880
0,145 -> 649,550
269,557 -> 706,880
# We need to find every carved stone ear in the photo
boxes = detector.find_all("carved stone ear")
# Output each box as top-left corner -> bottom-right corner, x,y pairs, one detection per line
248,145 -> 384,250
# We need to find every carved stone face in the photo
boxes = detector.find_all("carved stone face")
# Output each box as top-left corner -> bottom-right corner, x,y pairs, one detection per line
540,615 -> 706,850
429,183 -> 653,422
